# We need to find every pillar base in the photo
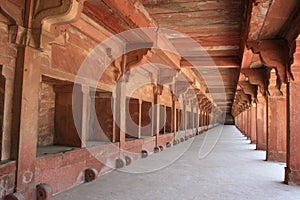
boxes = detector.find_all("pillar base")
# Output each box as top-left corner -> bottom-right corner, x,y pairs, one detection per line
266,151 -> 286,163
285,168 -> 300,185
256,144 -> 266,151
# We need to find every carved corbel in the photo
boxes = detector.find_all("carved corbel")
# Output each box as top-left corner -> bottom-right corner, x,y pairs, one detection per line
0,0 -> 22,24
238,81 -> 258,102
234,89 -> 251,111
32,0 -> 84,48
111,43 -> 152,82
0,2 -> 27,46
247,39 -> 294,83
241,68 -> 269,96
8,24 -> 28,46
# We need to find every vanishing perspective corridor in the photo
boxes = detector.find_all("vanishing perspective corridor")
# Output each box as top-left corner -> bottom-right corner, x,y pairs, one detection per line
1,1 -> 300,199
54,126 -> 300,200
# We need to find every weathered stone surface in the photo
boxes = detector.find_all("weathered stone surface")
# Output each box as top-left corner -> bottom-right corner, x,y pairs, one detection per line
1,0 -> 300,198
256,95 -> 267,150
38,83 -> 55,146
0,161 -> 16,198
285,37 -> 300,185
266,96 -> 287,162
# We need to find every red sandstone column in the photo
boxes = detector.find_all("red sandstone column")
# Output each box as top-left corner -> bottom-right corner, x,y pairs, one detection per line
237,114 -> 240,131
247,108 -> 251,139
195,105 -> 199,130
200,110 -> 203,131
81,85 -> 90,148
266,70 -> 287,162
153,85 -> 160,147
12,46 -> 41,199
138,99 -> 142,138
171,95 -> 177,138
239,113 -> 242,131
115,76 -> 126,150
182,97 -> 187,130
250,103 -> 257,144
235,115 -> 239,130
242,110 -> 246,135
238,114 -> 241,130
190,99 -> 194,130
240,113 -> 242,131
205,111 -> 208,130
285,40 -> 300,185
256,94 -> 267,150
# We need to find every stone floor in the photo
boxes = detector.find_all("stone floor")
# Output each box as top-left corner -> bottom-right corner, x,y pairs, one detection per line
53,126 -> 300,200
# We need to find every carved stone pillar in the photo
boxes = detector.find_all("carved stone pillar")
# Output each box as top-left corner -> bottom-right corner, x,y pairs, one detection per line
80,85 -> 90,148
250,103 -> 257,144
190,99 -> 194,130
138,99 -> 142,139
195,103 -> 199,129
182,97 -> 187,130
153,84 -> 163,146
171,94 -> 177,136
114,75 -> 126,150
11,46 -> 41,199
285,39 -> 300,185
256,94 -> 267,150
242,110 -> 246,135
205,110 -> 209,131
238,113 -> 242,132
266,69 -> 287,162
246,108 -> 251,139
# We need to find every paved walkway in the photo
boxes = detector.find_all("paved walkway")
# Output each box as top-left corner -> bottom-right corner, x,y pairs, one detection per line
53,126 -> 300,200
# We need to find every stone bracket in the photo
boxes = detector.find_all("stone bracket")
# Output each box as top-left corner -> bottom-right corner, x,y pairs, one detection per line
0,0 -> 22,24
247,39 -> 295,83
112,43 -> 152,82
32,0 -> 84,48
241,68 -> 269,96
238,81 -> 258,101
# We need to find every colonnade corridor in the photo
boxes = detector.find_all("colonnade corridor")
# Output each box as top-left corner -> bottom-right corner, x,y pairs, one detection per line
53,126 -> 300,200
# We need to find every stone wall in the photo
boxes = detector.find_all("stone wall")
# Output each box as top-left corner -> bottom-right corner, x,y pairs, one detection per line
38,83 -> 55,146
0,19 -> 16,160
